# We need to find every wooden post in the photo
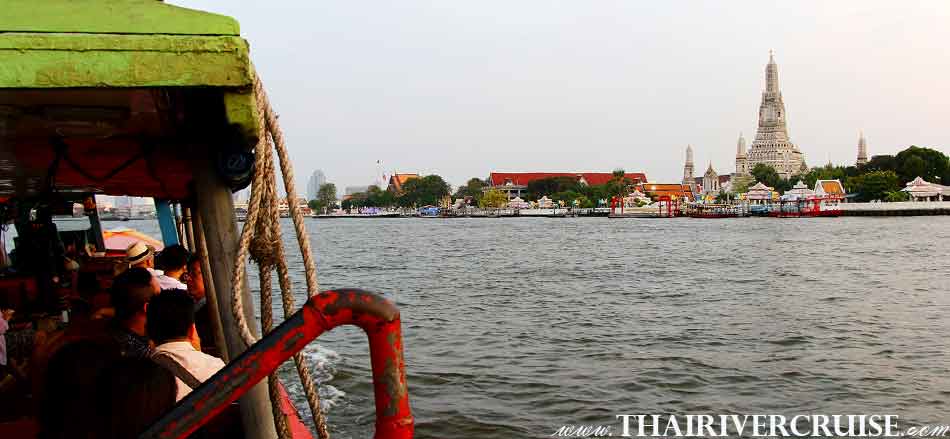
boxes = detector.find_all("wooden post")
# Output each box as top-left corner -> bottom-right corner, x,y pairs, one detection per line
193,211 -> 229,363
193,160 -> 278,439
183,206 -> 196,252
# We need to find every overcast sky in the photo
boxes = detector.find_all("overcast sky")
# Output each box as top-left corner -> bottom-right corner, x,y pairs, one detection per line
170,0 -> 949,191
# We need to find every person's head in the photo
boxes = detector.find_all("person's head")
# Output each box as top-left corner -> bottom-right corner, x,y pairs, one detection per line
96,357 -> 176,439
185,254 -> 206,300
110,267 -> 159,327
40,338 -> 121,439
146,289 -> 198,347
126,241 -> 154,269
157,244 -> 190,279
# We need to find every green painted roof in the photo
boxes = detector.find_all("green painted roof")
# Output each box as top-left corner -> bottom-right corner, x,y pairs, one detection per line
0,0 -> 240,36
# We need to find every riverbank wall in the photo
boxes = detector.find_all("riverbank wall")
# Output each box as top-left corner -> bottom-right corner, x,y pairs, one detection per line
840,201 -> 950,216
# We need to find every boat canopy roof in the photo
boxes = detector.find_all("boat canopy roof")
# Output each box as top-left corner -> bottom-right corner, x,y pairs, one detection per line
0,0 -> 259,200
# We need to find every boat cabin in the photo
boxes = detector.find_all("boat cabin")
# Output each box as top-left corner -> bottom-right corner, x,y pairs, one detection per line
0,1 -> 400,438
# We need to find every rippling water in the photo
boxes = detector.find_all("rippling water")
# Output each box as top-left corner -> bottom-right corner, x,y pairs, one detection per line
132,217 -> 950,438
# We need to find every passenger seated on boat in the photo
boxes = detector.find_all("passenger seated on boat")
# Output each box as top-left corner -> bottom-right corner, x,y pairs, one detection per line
146,289 -> 224,401
95,357 -> 176,439
109,268 -> 159,358
156,244 -> 189,291
0,306 -> 10,367
123,241 -> 160,276
39,338 -> 120,439
185,253 -> 207,303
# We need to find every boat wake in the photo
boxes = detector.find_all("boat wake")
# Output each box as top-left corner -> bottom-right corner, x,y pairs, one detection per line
282,343 -> 347,413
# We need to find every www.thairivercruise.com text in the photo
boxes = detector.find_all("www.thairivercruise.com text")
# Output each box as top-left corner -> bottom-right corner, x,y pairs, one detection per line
551,415 -> 950,437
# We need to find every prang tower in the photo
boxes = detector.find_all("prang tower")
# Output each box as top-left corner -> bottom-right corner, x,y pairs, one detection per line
682,145 -> 696,192
746,51 -> 806,178
856,131 -> 868,166
734,132 -> 749,176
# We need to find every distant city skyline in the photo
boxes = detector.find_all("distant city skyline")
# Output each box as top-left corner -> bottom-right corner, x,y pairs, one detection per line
171,0 -> 950,191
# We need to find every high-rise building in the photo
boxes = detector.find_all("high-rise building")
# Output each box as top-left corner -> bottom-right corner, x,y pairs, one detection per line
746,51 -> 806,178
734,133 -> 749,176
306,169 -> 326,200
856,131 -> 868,166
682,145 -> 696,192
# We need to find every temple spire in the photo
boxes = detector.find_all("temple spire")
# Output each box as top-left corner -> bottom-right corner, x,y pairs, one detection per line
765,50 -> 780,94
747,51 -> 804,178
736,132 -> 747,157
682,144 -> 696,191
856,130 -> 868,166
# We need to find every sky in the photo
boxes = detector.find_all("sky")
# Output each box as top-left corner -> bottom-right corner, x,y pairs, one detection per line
170,0 -> 950,192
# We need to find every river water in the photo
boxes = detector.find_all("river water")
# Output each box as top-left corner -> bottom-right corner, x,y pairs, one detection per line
133,217 -> 950,438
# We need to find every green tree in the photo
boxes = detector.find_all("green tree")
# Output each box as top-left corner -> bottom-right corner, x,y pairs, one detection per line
399,175 -> 450,207
863,154 -> 898,174
307,199 -> 321,211
453,178 -> 489,205
525,176 -> 581,200
316,183 -> 337,214
750,164 -> 783,190
729,175 -> 753,194
479,188 -> 508,208
894,146 -> 950,184
847,170 -> 900,202
363,185 -> 395,207
884,190 -> 909,202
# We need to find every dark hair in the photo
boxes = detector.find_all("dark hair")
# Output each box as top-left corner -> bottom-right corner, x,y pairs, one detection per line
96,357 -> 177,439
40,339 -> 122,439
157,244 -> 190,272
146,289 -> 195,344
110,267 -> 155,322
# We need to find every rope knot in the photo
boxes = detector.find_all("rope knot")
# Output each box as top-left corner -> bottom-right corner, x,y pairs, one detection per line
249,233 -> 280,268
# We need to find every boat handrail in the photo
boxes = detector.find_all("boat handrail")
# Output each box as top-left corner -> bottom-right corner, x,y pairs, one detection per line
140,289 -> 414,439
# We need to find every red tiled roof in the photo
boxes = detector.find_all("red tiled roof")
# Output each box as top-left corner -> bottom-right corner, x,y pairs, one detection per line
489,172 -> 647,187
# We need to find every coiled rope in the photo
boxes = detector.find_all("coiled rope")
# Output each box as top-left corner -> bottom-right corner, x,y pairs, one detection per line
229,72 -> 331,439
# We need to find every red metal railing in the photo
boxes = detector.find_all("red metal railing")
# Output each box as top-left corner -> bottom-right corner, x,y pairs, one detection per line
140,289 -> 414,439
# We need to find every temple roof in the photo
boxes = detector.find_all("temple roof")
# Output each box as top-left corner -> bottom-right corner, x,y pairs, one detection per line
747,182 -> 774,192
815,179 -> 846,196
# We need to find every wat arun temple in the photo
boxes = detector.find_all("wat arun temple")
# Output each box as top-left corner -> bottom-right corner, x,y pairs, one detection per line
742,51 -> 806,178
683,52 -> 809,192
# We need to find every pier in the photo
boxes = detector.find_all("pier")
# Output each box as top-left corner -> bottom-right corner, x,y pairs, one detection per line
840,201 -> 950,216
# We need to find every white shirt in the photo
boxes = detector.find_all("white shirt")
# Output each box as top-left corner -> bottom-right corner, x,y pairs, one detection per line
156,274 -> 187,291
152,341 -> 226,401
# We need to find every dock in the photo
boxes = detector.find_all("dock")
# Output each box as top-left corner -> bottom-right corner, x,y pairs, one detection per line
840,201 -> 950,216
